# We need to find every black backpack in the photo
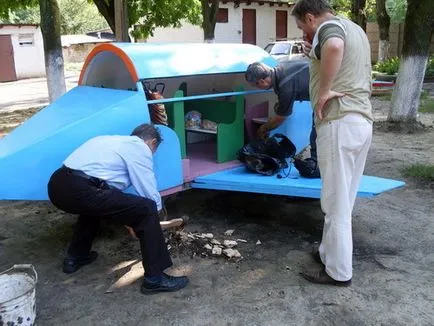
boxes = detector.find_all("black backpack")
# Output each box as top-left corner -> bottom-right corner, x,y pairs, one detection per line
293,157 -> 321,178
237,134 -> 296,176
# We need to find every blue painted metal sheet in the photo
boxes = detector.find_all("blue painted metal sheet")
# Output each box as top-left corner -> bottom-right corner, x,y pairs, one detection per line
191,166 -> 405,198
105,43 -> 278,80
0,86 -> 182,200
153,126 -> 183,191
271,101 -> 313,155
0,86 -> 147,156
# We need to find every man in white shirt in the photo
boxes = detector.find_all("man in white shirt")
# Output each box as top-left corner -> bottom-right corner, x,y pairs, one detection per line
48,123 -> 189,294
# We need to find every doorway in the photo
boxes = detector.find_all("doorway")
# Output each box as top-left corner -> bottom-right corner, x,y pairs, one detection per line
0,35 -> 17,82
276,10 -> 288,40
242,9 -> 256,45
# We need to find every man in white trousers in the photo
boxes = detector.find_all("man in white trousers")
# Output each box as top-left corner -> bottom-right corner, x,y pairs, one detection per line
291,0 -> 373,286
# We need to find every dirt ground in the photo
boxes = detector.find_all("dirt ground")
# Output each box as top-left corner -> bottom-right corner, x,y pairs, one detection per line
0,85 -> 433,326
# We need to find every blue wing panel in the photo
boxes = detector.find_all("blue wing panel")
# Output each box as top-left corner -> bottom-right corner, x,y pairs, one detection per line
192,166 -> 405,198
0,86 -> 182,200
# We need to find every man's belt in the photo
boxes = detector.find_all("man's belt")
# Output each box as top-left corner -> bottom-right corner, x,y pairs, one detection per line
62,165 -> 112,190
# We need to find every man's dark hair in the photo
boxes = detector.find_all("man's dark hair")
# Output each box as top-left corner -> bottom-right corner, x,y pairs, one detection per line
245,62 -> 271,83
131,123 -> 162,146
291,0 -> 334,21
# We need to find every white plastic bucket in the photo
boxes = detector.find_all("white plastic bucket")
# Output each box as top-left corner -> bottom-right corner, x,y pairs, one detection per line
0,264 -> 38,326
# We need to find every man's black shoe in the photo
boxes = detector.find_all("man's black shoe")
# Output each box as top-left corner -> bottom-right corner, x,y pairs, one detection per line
141,273 -> 189,294
300,269 -> 352,287
312,250 -> 324,265
63,251 -> 98,274
310,243 -> 325,266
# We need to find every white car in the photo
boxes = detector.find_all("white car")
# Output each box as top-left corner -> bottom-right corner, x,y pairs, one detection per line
264,40 -> 305,62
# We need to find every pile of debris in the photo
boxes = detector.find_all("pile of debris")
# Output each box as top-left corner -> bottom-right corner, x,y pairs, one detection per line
167,228 -> 262,260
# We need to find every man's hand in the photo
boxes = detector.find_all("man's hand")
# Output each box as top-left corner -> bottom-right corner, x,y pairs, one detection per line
302,40 -> 312,57
257,124 -> 269,140
315,90 -> 345,120
302,32 -> 313,57
158,206 -> 168,221
125,225 -> 138,240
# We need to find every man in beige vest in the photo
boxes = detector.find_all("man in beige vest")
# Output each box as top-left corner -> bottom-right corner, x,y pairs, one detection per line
291,0 -> 373,286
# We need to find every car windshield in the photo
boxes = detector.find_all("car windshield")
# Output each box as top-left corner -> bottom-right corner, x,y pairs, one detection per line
266,43 -> 291,55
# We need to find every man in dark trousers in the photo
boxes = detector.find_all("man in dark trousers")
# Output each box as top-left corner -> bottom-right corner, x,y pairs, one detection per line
47,123 -> 189,294
245,60 -> 319,177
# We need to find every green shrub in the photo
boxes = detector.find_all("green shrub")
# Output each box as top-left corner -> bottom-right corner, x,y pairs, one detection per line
402,164 -> 434,182
426,56 -> 434,77
374,55 -> 434,76
374,57 -> 400,75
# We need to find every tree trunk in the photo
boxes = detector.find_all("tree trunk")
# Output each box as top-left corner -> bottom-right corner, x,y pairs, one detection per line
92,0 -> 115,33
351,0 -> 367,31
201,0 -> 219,42
376,0 -> 390,62
39,0 -> 66,103
114,0 -> 129,42
378,40 -> 390,63
388,0 -> 434,124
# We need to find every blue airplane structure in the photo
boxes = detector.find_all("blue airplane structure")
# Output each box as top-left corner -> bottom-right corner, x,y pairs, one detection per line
0,42 -> 404,200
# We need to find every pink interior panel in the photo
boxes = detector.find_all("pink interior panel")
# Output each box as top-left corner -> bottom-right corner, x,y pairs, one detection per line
245,101 -> 269,141
183,141 -> 241,182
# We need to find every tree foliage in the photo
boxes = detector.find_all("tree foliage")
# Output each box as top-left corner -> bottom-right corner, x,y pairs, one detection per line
0,5 -> 40,24
91,0 -> 202,40
0,0 -> 108,34
59,0 -> 108,34
0,0 -> 37,18
330,0 -> 376,22
386,0 -> 407,23
330,0 -> 407,23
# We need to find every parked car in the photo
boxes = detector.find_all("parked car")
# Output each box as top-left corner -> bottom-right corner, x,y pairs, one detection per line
264,40 -> 305,62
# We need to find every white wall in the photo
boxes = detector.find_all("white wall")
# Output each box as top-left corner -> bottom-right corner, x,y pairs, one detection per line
287,8 -> 302,39
0,25 -> 45,79
214,4 -> 242,44
216,3 -> 303,47
147,22 -> 203,43
145,3 -> 302,49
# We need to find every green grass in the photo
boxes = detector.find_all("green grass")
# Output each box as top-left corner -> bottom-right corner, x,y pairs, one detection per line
419,98 -> 434,113
373,92 -> 392,101
402,164 -> 434,182
420,90 -> 429,101
372,91 -> 433,112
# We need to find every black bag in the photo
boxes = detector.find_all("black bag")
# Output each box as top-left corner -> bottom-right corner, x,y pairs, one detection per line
294,157 -> 321,178
237,134 -> 296,176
